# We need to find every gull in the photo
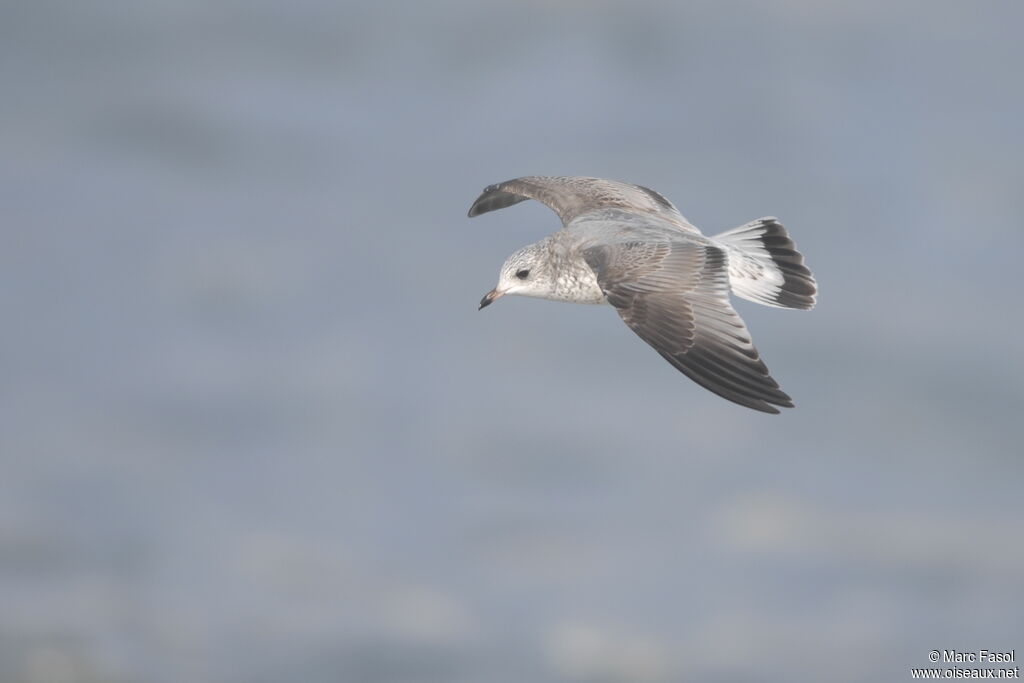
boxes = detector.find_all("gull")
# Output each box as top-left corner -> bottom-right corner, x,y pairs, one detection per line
470,176 -> 817,414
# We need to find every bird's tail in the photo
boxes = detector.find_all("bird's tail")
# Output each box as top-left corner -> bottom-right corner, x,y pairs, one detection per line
712,217 -> 817,310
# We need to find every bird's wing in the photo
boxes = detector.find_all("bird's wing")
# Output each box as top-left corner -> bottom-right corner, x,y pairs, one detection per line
582,237 -> 794,413
467,176 -> 699,233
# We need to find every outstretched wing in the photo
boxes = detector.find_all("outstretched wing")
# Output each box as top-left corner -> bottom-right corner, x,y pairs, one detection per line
582,238 -> 794,413
467,176 -> 698,233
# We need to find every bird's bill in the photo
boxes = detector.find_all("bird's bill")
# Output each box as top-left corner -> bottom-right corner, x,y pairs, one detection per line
479,288 -> 504,310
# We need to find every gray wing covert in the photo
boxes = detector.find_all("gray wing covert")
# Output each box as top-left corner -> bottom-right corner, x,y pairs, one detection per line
467,176 -> 698,232
583,239 -> 794,413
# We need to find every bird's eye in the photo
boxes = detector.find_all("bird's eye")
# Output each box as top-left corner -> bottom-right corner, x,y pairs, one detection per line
515,269 -> 530,280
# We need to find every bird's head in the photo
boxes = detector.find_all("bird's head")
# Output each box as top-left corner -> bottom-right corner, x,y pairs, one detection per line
479,243 -> 553,309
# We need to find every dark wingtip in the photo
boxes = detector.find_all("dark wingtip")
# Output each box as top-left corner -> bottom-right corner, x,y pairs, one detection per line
467,184 -> 498,218
746,397 -> 792,414
745,393 -> 791,414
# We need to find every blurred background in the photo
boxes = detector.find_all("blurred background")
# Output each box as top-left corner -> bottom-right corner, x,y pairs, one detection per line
2,0 -> 1023,681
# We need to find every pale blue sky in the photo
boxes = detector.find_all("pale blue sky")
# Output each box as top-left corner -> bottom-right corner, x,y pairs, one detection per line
2,1 -> 1022,681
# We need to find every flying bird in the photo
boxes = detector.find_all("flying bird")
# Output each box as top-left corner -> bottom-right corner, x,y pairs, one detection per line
470,176 -> 817,414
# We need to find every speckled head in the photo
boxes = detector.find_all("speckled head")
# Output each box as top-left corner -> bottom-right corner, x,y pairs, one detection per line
479,242 -> 556,309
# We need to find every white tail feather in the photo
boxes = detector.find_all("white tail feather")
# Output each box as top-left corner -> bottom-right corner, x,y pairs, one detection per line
713,218 -> 817,310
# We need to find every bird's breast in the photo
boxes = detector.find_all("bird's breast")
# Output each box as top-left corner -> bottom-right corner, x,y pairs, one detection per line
549,265 -> 606,304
